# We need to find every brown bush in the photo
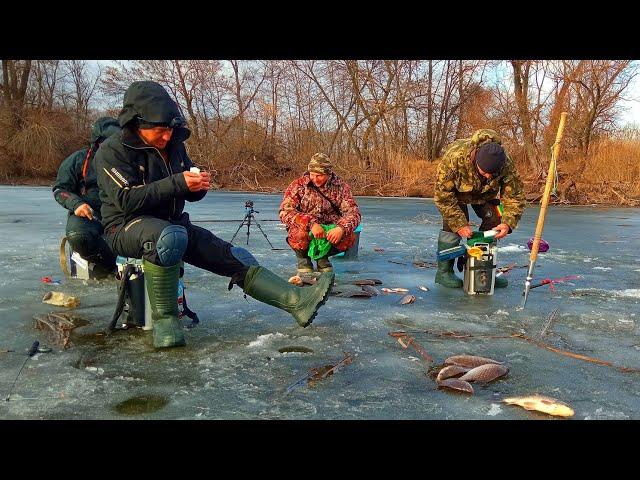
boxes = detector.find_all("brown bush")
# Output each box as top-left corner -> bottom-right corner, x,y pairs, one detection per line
4,109 -> 85,177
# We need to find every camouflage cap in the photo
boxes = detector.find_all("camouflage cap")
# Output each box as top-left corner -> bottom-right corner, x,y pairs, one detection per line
308,153 -> 332,174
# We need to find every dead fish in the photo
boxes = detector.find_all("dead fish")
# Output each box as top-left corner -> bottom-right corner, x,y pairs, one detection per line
436,365 -> 471,382
301,276 -> 317,285
503,395 -> 574,417
354,279 -> 377,286
382,287 -> 410,294
288,276 -> 303,286
399,294 -> 416,305
367,278 -> 383,285
361,285 -> 380,296
335,290 -> 374,298
445,354 -> 502,368
458,363 -> 509,383
417,285 -> 429,292
437,378 -> 474,395
373,247 -> 385,252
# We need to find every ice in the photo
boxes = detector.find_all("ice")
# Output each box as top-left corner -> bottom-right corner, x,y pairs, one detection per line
0,187 -> 639,419
247,332 -> 287,348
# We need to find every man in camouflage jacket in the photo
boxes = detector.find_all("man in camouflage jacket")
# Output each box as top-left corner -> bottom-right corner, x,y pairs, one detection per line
433,129 -> 526,288
280,153 -> 361,273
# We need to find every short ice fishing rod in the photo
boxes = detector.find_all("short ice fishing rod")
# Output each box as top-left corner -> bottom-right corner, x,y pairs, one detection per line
5,341 -> 39,402
521,112 -> 568,309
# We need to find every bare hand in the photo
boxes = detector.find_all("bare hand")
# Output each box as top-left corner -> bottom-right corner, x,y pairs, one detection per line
74,203 -> 94,220
457,225 -> 473,238
326,226 -> 344,244
310,223 -> 325,239
183,171 -> 211,192
493,223 -> 510,240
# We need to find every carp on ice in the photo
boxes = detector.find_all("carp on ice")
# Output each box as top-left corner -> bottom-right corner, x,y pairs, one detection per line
503,395 -> 575,418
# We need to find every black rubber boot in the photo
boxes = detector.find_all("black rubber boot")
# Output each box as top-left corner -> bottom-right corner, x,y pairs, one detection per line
143,259 -> 186,348
316,256 -> 333,272
494,275 -> 508,288
242,266 -> 334,327
294,249 -> 314,273
435,230 -> 463,288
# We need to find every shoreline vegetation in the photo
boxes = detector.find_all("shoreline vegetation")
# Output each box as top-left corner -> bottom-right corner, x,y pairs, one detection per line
2,60 -> 639,207
4,172 -> 638,207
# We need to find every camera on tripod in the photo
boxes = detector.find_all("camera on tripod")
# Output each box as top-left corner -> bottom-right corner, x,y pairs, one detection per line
244,200 -> 255,212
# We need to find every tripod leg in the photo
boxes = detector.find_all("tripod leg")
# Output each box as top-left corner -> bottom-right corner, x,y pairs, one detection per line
254,220 -> 276,249
230,217 -> 248,244
246,215 -> 251,245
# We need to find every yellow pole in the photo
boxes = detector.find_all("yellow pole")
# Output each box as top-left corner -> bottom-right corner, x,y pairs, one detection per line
521,112 -> 568,309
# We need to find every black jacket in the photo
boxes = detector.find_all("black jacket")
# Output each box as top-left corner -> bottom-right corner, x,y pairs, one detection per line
53,117 -> 121,217
95,126 -> 206,233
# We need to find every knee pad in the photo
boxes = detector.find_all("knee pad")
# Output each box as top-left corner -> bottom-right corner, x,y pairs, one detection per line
66,231 -> 99,258
156,225 -> 188,266
231,246 -> 259,267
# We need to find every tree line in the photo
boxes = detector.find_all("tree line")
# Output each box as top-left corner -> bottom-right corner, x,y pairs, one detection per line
1,60 -> 638,201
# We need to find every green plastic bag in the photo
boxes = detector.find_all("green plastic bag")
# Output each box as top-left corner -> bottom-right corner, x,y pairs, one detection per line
308,224 -> 337,260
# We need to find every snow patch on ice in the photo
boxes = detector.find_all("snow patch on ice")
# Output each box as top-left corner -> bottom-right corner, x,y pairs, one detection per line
592,266 -> 612,271
247,332 -> 287,348
494,309 -> 510,316
614,289 -> 640,299
487,403 -> 502,416
500,244 -> 526,253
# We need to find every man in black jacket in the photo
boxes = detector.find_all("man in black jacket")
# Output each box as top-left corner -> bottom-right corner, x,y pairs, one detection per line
95,81 -> 333,349
53,117 -> 120,278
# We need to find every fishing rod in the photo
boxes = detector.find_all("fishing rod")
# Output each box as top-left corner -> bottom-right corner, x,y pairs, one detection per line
523,275 -> 581,293
521,112 -> 568,310
192,219 -> 281,223
5,341 -> 40,402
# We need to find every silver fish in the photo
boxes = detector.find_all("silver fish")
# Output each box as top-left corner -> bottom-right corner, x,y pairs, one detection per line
437,378 -> 474,395
417,285 -> 430,292
445,355 -> 502,368
436,365 -> 471,382
458,363 -> 509,383
399,294 -> 416,305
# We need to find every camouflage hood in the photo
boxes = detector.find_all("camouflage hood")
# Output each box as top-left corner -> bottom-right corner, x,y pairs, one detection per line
117,80 -> 190,142
90,117 -> 121,143
470,129 -> 502,148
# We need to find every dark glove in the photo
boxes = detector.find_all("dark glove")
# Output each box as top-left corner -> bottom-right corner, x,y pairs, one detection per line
456,255 -> 466,272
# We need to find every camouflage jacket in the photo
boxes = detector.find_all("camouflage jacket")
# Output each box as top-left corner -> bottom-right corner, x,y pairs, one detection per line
434,129 -> 526,233
279,172 -> 361,235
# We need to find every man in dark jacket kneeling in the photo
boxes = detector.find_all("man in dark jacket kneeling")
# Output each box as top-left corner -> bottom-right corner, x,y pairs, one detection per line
95,81 -> 333,349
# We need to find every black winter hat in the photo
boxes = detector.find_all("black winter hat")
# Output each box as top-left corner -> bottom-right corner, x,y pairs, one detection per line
475,142 -> 506,174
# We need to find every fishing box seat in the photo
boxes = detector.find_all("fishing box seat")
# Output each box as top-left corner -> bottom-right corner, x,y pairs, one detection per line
114,256 -> 191,331
333,224 -> 362,260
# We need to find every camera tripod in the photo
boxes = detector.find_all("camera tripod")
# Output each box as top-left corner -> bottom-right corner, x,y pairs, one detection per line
230,202 -> 280,249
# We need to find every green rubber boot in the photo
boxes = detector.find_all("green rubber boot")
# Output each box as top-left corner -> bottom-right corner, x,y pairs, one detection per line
294,249 -> 314,273
494,274 -> 508,288
243,266 -> 334,327
435,230 -> 463,288
143,259 -> 186,348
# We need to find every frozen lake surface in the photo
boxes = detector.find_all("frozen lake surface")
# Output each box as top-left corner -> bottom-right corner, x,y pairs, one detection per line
0,186 -> 638,419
